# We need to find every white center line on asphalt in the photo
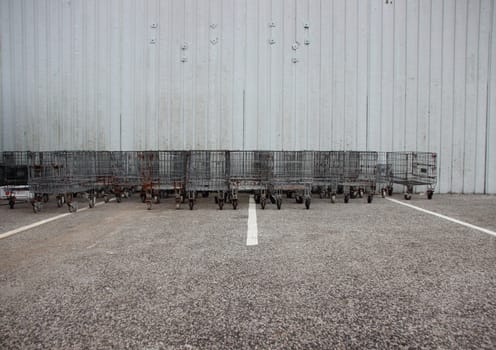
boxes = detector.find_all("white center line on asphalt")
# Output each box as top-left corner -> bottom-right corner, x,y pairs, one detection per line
387,198 -> 496,238
246,195 -> 258,246
0,198 -> 114,240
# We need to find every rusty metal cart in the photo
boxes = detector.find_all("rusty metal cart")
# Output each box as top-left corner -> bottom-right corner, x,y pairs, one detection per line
386,151 -> 437,200
339,151 -> 377,203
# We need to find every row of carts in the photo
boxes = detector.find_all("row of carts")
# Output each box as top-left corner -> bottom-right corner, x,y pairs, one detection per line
0,151 -> 437,213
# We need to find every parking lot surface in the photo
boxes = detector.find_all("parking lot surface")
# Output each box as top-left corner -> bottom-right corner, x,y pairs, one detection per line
1,194 -> 496,349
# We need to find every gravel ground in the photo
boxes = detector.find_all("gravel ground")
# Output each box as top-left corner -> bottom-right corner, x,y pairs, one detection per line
1,194 -> 496,349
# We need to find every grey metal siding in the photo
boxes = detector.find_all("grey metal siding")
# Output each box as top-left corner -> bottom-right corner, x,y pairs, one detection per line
0,0 -> 495,193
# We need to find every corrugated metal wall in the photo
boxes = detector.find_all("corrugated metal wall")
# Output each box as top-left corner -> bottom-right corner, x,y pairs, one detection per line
1,0 -> 495,193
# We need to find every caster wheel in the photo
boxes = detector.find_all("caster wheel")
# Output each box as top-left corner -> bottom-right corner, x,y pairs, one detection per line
305,197 -> 311,210
270,195 -> 276,204
404,193 -> 412,200
367,195 -> 373,204
344,194 -> 349,203
254,195 -> 261,204
32,202 -> 41,213
276,198 -> 282,210
68,203 -> 78,213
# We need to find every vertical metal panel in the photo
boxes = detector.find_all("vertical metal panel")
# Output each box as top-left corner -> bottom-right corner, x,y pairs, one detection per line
428,0 -> 443,189
487,0 -> 496,193
0,0 -> 495,193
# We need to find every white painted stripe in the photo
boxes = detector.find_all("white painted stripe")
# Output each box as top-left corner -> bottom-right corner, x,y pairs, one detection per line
0,213 -> 71,240
246,195 -> 258,246
0,198 -> 114,240
387,198 -> 496,238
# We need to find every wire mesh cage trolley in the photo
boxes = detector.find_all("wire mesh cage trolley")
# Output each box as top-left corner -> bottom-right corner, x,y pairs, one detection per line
386,151 -> 437,200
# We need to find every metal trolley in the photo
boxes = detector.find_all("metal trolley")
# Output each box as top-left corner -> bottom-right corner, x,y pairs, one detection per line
269,151 -> 313,210
137,151 -> 187,210
28,151 -> 97,213
0,151 -> 30,209
228,151 -> 273,209
186,151 -> 230,210
386,151 -> 437,200
95,151 -> 139,203
376,152 -> 393,198
339,151 -> 377,203
312,151 -> 344,203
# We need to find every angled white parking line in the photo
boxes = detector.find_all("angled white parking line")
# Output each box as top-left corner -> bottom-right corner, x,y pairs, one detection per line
387,198 -> 496,238
246,195 -> 258,246
0,198 -> 113,240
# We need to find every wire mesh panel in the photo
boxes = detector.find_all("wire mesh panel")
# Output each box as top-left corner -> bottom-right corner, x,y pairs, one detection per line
95,151 -> 140,202
228,151 -> 274,209
376,152 -> 393,198
339,151 -> 378,203
27,151 -> 97,212
269,151 -> 313,209
312,151 -> 344,202
186,151 -> 229,209
387,151 -> 437,199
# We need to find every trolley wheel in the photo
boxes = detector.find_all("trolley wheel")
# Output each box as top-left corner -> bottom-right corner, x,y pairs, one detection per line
330,194 -> 336,204
254,194 -> 261,204
261,198 -> 266,210
232,199 -> 238,210
8,198 -> 15,209
404,193 -> 412,200
381,188 -> 387,198
188,199 -> 194,210
32,202 -> 41,213
218,199 -> 224,210
359,189 -> 364,198
270,195 -> 276,204
276,198 -> 282,210
367,195 -> 373,204
42,194 -> 49,203
305,197 -> 311,210
68,202 -> 78,213
344,194 -> 350,203
427,190 -> 433,200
